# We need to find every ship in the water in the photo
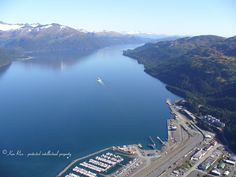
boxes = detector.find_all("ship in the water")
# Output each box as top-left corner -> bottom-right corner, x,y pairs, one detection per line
97,77 -> 104,85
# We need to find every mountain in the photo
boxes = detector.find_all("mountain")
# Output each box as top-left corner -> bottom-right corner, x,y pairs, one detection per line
0,22 -> 147,63
132,33 -> 183,42
0,48 -> 11,67
123,35 -> 236,151
0,22 -> 184,68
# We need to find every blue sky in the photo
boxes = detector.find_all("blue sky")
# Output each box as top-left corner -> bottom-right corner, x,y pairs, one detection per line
1,0 -> 236,36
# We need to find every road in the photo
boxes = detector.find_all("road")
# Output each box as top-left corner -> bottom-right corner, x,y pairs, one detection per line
132,130 -> 203,177
132,102 -> 204,177
148,133 -> 203,177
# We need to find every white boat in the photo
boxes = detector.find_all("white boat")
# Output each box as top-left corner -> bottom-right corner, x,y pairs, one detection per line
96,77 -> 104,85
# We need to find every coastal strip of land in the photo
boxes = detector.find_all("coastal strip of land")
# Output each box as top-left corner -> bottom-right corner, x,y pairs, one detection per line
57,99 -> 236,177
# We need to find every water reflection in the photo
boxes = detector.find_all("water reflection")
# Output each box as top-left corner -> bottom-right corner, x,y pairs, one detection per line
0,64 -> 11,79
19,52 -> 92,71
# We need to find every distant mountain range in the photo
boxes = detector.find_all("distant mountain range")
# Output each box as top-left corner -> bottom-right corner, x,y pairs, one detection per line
0,21 -> 168,67
124,35 -> 236,151
0,21 -> 184,67
0,21 -> 145,65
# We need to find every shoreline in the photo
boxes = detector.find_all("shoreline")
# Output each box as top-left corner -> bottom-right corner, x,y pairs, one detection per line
57,100 -> 173,177
56,99 -> 236,177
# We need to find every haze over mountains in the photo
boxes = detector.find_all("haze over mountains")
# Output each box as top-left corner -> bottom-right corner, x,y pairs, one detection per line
0,21 -> 158,67
0,21 -> 183,68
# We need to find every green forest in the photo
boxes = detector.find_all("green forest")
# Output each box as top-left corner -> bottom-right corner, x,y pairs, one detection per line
124,35 -> 236,151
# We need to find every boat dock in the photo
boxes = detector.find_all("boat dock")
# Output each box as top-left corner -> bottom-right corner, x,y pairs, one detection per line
156,136 -> 165,145
57,98 -> 183,177
148,136 -> 156,149
57,147 -> 132,177
57,147 -> 111,177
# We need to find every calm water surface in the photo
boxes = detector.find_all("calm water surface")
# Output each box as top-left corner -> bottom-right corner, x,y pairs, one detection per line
0,44 -> 178,177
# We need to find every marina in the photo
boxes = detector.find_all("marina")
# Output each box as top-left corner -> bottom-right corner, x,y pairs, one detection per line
59,149 -> 134,177
58,99 -> 178,177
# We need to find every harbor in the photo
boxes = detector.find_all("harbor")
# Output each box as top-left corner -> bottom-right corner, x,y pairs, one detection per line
57,99 -> 178,177
57,98 -> 235,177
57,147 -> 138,177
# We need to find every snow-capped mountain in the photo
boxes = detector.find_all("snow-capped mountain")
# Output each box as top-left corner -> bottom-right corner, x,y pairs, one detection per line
0,21 -> 147,63
0,21 -> 69,32
0,22 -> 81,39
0,22 -> 24,31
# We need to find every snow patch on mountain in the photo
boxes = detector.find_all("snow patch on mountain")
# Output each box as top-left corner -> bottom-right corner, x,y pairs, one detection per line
30,23 -> 40,28
0,23 -> 24,31
40,24 -> 53,29
0,22 -> 70,32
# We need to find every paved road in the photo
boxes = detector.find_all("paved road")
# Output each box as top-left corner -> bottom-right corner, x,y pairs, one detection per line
133,104 -> 204,177
132,132 -> 203,177
148,133 -> 203,177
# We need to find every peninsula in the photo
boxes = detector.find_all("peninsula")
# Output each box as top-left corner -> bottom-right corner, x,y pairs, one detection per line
123,35 -> 236,152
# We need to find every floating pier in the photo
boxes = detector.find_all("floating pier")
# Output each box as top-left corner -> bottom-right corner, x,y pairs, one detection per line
157,136 -> 165,145
148,136 -> 156,149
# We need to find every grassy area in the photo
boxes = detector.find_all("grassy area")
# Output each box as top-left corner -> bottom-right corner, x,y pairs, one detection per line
175,160 -> 193,171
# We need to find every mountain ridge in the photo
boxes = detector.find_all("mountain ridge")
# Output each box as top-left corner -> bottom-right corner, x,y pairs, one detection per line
0,21 -> 185,68
123,35 -> 236,151
0,21 -> 149,67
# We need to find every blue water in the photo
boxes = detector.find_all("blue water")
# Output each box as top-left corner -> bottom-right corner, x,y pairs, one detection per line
0,44 -> 178,177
